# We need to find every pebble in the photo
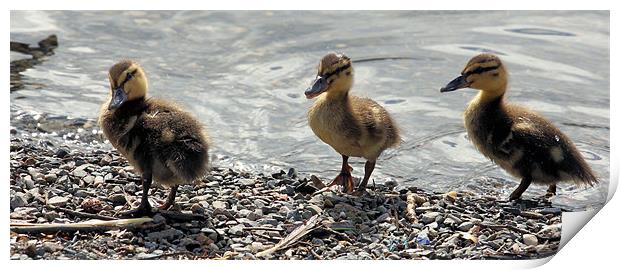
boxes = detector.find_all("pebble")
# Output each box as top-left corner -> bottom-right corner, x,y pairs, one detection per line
212,201 -> 228,210
420,212 -> 441,224
10,193 -> 28,209
8,123 -> 564,260
523,234 -> 538,246
48,196 -> 70,207
108,194 -> 127,204
457,221 -> 475,231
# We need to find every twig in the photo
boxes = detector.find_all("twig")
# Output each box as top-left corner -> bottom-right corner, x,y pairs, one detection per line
256,215 -> 321,257
10,217 -> 153,234
45,205 -> 117,221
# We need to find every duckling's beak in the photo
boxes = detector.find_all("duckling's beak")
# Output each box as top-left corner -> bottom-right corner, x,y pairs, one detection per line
108,87 -> 128,109
440,75 -> 470,93
305,76 -> 328,99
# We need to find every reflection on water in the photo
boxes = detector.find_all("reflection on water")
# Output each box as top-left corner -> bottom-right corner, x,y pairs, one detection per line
10,10 -> 610,211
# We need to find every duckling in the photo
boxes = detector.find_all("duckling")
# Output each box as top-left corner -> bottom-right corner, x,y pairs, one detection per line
305,52 -> 400,195
98,60 -> 210,216
440,53 -> 598,200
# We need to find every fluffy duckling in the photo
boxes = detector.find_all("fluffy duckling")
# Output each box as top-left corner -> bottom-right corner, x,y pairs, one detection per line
440,53 -> 598,200
305,52 -> 400,195
98,60 -> 210,216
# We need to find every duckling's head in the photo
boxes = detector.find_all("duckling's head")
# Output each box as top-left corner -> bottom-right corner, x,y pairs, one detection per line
107,60 -> 148,110
440,53 -> 508,95
305,52 -> 354,99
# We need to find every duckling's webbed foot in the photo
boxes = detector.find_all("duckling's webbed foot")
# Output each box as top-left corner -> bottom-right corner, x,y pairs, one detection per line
121,172 -> 155,217
315,155 -> 354,194
158,185 -> 179,210
353,160 -> 376,196
509,176 -> 532,201
327,169 -> 355,193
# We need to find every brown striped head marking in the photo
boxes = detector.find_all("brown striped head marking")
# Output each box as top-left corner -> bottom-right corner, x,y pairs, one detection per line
107,60 -> 149,109
305,52 -> 354,99
441,53 -> 508,94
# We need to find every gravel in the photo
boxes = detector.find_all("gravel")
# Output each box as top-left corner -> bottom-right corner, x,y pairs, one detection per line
9,110 -> 562,260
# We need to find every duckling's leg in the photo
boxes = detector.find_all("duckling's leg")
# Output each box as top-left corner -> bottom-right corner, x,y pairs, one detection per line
353,160 -> 376,196
159,185 -> 179,210
545,184 -> 557,198
509,176 -> 532,201
121,172 -> 154,217
323,155 -> 354,193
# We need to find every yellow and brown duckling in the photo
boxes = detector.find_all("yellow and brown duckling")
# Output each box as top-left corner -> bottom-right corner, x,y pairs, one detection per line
440,53 -> 598,200
98,60 -> 210,216
305,52 -> 401,195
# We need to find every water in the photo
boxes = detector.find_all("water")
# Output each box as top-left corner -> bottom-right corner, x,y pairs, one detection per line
10,11 -> 610,211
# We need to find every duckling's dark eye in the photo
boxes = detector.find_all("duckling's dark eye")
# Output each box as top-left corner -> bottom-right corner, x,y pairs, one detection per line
126,72 -> 134,80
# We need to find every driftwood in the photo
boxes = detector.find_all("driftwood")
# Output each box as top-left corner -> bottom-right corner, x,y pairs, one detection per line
256,215 -> 321,257
10,217 -> 153,234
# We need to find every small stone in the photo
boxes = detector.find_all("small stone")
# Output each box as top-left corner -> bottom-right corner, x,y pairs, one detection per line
82,175 -> 95,185
384,178 -> 398,188
125,182 -> 138,193
539,224 -> 561,239
44,173 -> 58,182
72,169 -> 88,178
10,193 -> 28,209
108,194 -> 126,204
523,234 -> 538,246
239,178 -> 255,186
55,148 -> 69,158
520,211 -> 543,219
420,212 -> 441,224
94,176 -> 105,185
42,242 -> 64,252
190,203 -> 203,212
376,212 -> 390,223
74,190 -> 89,199
152,214 -> 166,224
24,178 -> 35,189
212,201 -> 228,210
457,221 -> 474,231
48,196 -> 70,207
279,185 -> 295,196
228,224 -> 245,236
250,242 -> 264,252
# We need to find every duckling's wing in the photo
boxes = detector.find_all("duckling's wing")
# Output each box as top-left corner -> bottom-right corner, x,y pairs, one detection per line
351,96 -> 400,148
504,113 -> 597,185
141,102 -> 209,180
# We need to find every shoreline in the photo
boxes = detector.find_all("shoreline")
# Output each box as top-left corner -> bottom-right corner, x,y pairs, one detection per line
10,111 -> 561,260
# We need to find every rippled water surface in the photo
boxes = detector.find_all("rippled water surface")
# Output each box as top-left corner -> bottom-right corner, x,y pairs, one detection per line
10,11 -> 610,211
